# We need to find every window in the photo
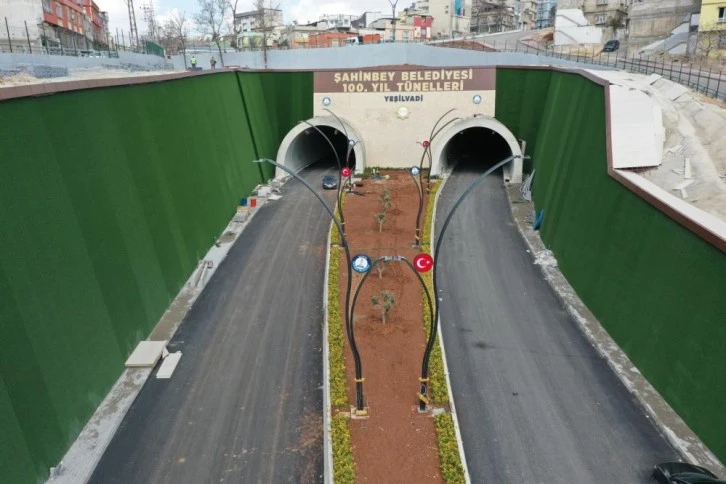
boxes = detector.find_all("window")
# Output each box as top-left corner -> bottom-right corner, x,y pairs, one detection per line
403,31 -> 409,40
718,7 -> 726,22
56,3 -> 63,18
596,0 -> 608,5
595,14 -> 606,24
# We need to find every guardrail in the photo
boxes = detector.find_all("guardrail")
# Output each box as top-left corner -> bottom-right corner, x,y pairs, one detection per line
440,38 -> 726,101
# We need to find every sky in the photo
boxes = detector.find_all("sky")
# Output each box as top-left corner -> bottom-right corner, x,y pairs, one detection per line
95,0 -> 405,41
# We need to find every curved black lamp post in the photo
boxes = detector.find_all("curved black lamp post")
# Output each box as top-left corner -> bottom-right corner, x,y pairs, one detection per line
323,107 -> 358,193
254,158 -> 366,413
301,120 -> 346,233
408,166 -> 425,248
418,109 -> 460,190
421,154 -> 520,410
348,254 -> 435,411
410,110 -> 460,248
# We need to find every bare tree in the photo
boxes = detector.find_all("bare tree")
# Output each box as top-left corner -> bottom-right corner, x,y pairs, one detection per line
605,13 -> 624,40
195,0 -> 229,66
227,0 -> 240,50
697,27 -> 726,60
161,11 -> 190,68
253,0 -> 280,68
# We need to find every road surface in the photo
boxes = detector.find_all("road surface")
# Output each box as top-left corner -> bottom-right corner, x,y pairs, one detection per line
435,165 -> 678,482
90,166 -> 332,484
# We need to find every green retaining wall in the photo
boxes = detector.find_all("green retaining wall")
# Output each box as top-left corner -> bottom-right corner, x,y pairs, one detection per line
496,68 -> 726,463
0,70 -> 312,483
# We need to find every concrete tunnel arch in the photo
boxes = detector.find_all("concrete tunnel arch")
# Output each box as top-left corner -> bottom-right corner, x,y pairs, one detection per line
430,115 -> 523,183
275,116 -> 366,177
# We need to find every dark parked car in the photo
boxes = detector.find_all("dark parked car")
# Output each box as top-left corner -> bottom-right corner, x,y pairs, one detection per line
651,462 -> 726,484
322,175 -> 338,190
603,39 -> 620,52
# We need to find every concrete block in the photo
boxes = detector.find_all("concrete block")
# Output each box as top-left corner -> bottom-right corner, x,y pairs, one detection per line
125,341 -> 166,368
156,352 -> 182,379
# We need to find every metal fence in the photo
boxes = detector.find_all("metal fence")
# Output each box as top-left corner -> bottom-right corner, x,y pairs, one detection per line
2,17 -> 166,58
448,37 -> 726,101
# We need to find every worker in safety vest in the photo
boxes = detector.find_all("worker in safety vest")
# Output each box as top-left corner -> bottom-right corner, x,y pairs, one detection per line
191,56 -> 197,68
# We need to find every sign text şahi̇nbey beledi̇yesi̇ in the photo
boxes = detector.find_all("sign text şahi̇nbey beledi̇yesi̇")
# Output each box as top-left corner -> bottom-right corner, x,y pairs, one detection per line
332,68 -> 476,93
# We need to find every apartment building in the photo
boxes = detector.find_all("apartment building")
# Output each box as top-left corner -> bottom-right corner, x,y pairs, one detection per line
1,0 -> 109,53
536,0 -> 558,28
234,8 -> 284,33
698,0 -> 726,56
408,0 -> 472,37
470,0 -> 537,33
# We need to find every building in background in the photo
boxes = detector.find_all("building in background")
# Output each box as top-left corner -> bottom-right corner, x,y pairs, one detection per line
697,0 -> 726,57
470,0 -> 538,32
317,14 -> 359,30
308,31 -> 355,47
351,11 -> 386,29
536,0 -> 558,28
407,0 -> 471,38
235,8 -> 284,49
627,0 -> 701,54
0,0 -> 109,53
234,8 -> 284,34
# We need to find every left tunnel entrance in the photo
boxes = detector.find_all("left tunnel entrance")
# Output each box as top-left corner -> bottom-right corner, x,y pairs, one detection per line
276,116 -> 365,176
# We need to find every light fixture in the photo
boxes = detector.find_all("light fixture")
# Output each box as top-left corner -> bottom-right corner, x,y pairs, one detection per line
472,94 -> 482,104
322,96 -> 331,106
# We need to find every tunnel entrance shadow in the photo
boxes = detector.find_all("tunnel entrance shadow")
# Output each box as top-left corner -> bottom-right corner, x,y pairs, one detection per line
445,127 -> 513,176
276,116 -> 365,176
430,116 -> 522,183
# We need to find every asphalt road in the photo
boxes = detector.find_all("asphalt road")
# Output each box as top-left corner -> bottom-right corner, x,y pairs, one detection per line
90,166 -> 333,484
435,165 -> 678,483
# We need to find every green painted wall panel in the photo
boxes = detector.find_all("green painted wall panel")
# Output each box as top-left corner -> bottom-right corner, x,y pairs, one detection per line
0,375 -> 36,484
0,71 -> 310,482
494,69 -> 552,171
237,71 -> 314,180
496,68 -> 726,463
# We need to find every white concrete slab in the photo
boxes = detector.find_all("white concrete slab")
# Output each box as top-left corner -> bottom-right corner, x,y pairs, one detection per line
661,82 -> 689,101
609,84 -> 664,169
156,352 -> 182,379
673,179 -> 695,191
645,73 -> 662,85
125,341 -> 167,368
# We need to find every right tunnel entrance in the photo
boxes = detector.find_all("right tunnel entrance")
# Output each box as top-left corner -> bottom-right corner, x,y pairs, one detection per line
431,116 -> 523,183
443,127 -> 512,173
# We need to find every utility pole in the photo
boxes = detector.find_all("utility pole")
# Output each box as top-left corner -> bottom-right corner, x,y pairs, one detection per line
388,0 -> 398,42
125,0 -> 139,49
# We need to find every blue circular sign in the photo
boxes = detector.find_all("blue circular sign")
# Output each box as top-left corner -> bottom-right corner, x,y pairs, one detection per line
410,166 -> 420,176
351,254 -> 372,273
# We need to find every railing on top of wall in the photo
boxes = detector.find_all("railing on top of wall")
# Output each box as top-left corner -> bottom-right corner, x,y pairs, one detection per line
434,37 -> 726,102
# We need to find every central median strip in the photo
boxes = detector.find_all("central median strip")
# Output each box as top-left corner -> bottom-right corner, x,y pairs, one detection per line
325,175 -> 466,483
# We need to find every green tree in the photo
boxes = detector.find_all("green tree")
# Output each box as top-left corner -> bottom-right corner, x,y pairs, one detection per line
371,291 -> 396,324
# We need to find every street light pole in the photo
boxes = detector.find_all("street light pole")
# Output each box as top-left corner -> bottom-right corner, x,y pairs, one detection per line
421,154 -> 520,410
254,158 -> 366,413
411,109 -> 459,247
348,255 -> 434,410
388,0 -> 399,42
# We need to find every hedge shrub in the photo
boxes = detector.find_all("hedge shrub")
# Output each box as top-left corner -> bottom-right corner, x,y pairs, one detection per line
331,413 -> 356,483
434,413 -> 466,483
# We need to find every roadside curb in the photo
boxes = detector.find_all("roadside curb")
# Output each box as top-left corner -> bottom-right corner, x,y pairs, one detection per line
322,220 -> 334,484
504,183 -> 726,476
